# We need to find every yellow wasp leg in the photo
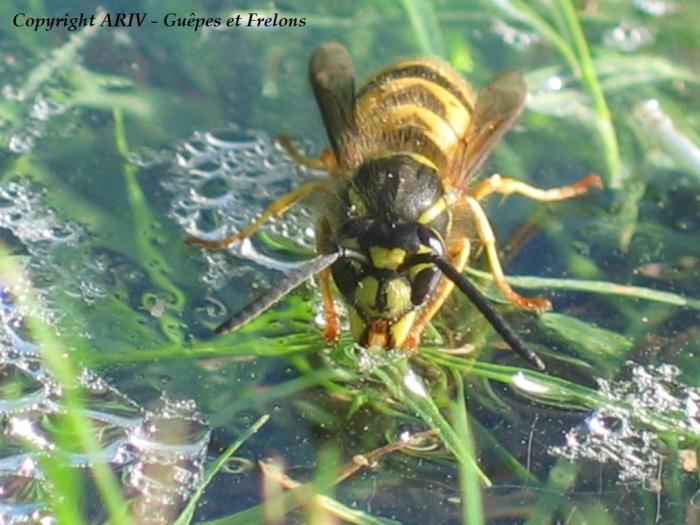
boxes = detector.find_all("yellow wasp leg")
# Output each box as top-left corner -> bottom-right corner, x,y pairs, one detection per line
318,267 -> 340,344
186,181 -> 324,249
315,217 -> 340,344
401,238 -> 471,351
471,173 -> 602,202
277,135 -> 340,176
463,196 -> 551,312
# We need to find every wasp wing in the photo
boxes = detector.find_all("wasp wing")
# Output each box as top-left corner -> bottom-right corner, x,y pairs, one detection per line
309,42 -> 356,158
453,71 -> 526,187
214,252 -> 340,335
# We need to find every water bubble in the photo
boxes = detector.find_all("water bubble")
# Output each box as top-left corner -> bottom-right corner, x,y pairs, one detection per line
1,84 -> 24,101
403,369 -> 428,398
603,20 -> 654,52
7,134 -> 34,154
29,98 -> 65,122
633,0 -> 676,16
0,273 -> 209,523
162,126 -> 317,288
551,362 -> 700,484
546,76 -> 563,91
511,371 -> 552,396
125,398 -> 209,524
491,19 -> 541,50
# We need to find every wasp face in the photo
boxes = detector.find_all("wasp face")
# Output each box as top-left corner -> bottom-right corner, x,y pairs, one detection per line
331,155 -> 450,349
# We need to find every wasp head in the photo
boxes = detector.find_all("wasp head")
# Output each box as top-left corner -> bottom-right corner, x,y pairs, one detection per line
331,155 -> 452,349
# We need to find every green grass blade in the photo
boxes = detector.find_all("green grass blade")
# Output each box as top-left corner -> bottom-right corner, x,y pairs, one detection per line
399,0 -> 445,56
556,0 -> 622,187
0,250 -> 129,525
113,107 -> 187,344
451,373 -> 484,525
464,267 -> 700,309
174,414 -> 270,525
540,312 -> 633,364
374,360 -> 491,487
490,0 -> 580,74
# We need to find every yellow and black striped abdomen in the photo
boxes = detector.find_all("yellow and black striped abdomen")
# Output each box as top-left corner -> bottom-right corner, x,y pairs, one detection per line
344,60 -> 478,175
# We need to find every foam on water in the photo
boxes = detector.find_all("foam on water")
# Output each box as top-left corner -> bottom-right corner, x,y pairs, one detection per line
3,84 -> 67,155
603,20 -> 654,52
126,398 -> 209,524
0,311 -> 210,523
0,181 -> 211,523
551,363 -> 700,486
156,126 -> 318,287
633,0 -> 676,16
0,180 -> 88,328
491,19 -> 541,50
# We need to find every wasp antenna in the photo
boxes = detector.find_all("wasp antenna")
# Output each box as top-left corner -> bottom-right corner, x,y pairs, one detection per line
430,256 -> 546,371
214,252 -> 340,335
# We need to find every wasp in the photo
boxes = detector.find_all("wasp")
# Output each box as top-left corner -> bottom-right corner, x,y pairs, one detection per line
187,42 -> 601,370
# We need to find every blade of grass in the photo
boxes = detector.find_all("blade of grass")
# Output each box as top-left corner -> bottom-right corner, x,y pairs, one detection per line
634,99 -> 700,181
373,360 -> 491,487
399,0 -> 445,56
464,267 -> 700,309
113,107 -> 187,344
490,0 -> 580,75
86,331 -> 322,366
492,0 -> 622,187
451,372 -> 484,525
540,312 -> 633,364
555,0 -> 622,187
0,248 -> 129,525
424,351 -> 700,441
37,451 -> 86,525
174,414 -> 270,525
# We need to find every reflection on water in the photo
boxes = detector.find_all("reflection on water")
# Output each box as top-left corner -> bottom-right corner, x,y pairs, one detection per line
0,183 -> 209,524
0,314 -> 209,524
552,364 -> 700,485
160,127 -> 317,276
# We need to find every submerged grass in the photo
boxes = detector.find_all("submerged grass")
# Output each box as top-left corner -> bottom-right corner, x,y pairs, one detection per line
555,0 -> 622,188
0,0 -> 698,523
492,0 -> 622,188
0,250 -> 129,524
452,372 -> 485,525
174,414 -> 270,525
113,107 -> 187,344
465,267 -> 700,309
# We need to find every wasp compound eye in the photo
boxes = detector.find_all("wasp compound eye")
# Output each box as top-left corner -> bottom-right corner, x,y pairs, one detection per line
410,266 -> 441,305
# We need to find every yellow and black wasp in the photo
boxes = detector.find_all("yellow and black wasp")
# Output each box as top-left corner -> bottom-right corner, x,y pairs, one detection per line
187,42 -> 601,369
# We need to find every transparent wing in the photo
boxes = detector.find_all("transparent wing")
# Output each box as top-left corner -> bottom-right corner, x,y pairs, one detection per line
308,42 -> 356,158
453,71 -> 526,187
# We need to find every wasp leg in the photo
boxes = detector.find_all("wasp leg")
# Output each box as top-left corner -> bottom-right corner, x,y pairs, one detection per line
471,173 -> 602,202
277,135 -> 340,176
402,238 -> 471,351
316,217 -> 340,344
185,181 -> 324,250
463,196 -> 551,312
318,267 -> 340,344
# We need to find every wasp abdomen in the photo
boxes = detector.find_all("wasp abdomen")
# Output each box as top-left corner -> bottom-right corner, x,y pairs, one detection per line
344,61 -> 477,173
